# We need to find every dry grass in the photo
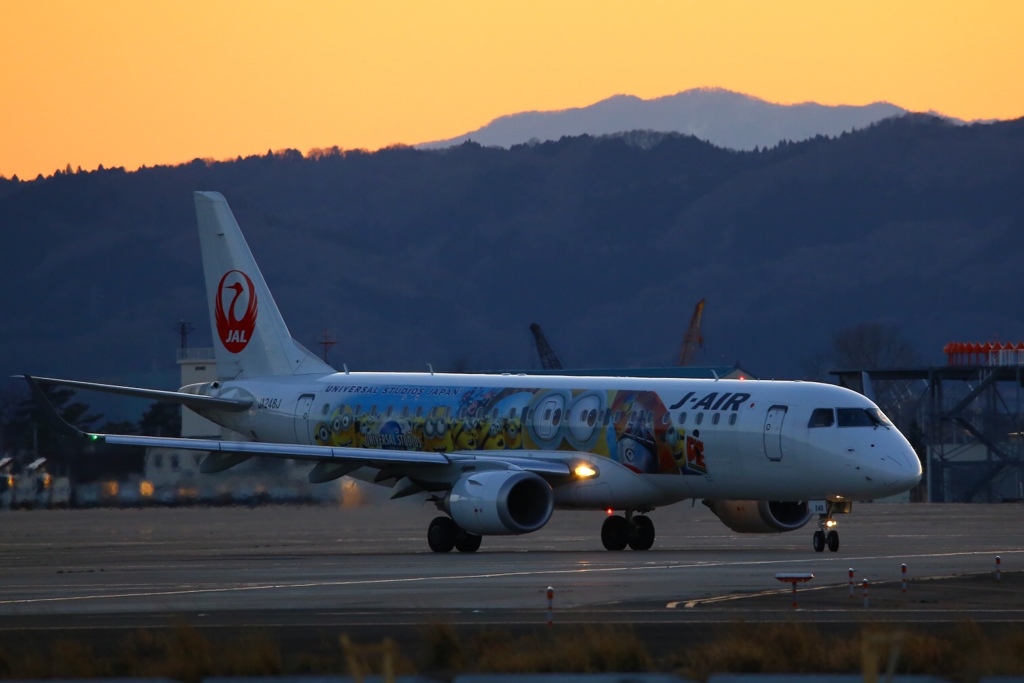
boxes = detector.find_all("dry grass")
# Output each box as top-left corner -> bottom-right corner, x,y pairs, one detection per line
0,623 -> 282,683
1,619 -> 1023,681
671,620 -> 1024,683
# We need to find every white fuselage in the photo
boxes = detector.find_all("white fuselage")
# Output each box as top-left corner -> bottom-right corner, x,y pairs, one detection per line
189,372 -> 922,508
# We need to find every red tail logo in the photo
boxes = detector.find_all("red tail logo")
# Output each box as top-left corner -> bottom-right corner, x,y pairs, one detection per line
215,270 -> 258,353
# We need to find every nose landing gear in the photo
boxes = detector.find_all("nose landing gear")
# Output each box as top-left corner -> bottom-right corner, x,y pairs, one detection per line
812,501 -> 841,552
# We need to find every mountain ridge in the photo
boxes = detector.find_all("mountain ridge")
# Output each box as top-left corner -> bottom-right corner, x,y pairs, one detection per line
419,88 -> 911,151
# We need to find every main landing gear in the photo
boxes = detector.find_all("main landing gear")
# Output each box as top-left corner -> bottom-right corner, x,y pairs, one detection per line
427,516 -> 481,553
812,502 -> 840,553
601,511 -> 655,551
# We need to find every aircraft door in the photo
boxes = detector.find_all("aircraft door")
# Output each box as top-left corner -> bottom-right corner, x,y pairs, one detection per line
294,394 -> 316,445
762,405 -> 787,461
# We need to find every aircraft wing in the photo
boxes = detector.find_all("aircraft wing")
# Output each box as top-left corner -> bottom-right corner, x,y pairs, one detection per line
23,375 -> 572,475
26,375 -> 252,412
100,433 -> 452,466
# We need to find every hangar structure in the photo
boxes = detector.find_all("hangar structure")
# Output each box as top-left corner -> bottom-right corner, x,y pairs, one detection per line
834,342 -> 1024,503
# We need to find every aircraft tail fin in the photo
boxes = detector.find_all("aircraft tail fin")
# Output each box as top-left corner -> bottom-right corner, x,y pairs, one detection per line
194,191 -> 335,380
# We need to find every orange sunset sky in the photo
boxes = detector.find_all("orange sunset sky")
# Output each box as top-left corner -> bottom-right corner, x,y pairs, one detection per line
2,1 -> 1022,181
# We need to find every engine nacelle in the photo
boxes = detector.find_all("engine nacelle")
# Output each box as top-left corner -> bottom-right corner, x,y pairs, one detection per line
703,499 -> 812,533
444,470 -> 554,535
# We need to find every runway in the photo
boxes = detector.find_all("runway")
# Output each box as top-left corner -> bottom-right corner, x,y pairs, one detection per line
1,500 -> 1021,633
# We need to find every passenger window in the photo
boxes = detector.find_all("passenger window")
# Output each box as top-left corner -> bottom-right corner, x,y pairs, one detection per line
712,413 -> 720,425
552,408 -> 562,425
587,409 -> 597,427
321,403 -> 330,415
678,412 -> 687,425
808,408 -> 835,428
661,412 -> 670,425
729,413 -> 737,426
695,413 -> 704,425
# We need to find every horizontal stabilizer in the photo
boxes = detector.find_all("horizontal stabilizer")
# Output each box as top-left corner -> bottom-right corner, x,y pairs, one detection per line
26,375 -> 251,412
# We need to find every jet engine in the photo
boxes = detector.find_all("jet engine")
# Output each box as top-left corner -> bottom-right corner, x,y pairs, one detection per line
703,499 -> 812,533
444,470 -> 554,535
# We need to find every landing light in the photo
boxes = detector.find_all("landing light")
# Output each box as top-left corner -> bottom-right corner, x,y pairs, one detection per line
825,519 -> 837,528
574,464 -> 597,478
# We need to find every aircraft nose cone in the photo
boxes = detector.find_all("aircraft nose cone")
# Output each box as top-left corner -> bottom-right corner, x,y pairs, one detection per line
886,442 -> 922,490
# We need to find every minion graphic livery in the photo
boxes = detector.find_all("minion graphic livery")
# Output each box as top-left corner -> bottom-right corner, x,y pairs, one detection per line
422,408 -> 454,453
329,405 -> 357,447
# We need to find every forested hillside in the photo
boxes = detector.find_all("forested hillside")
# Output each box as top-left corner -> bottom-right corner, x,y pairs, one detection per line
2,114 -> 1023,419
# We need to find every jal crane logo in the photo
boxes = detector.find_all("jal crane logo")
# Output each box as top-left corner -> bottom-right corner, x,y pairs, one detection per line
215,270 -> 258,353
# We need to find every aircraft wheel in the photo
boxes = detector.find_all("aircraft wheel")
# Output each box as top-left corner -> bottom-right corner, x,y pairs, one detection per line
455,529 -> 482,553
601,514 -> 629,551
826,530 -> 840,552
627,515 -> 655,551
428,516 -> 457,553
812,530 -> 826,553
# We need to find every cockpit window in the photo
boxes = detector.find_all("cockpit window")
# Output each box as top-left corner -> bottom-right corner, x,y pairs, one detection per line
837,408 -> 890,427
868,408 -> 893,426
808,408 -> 835,428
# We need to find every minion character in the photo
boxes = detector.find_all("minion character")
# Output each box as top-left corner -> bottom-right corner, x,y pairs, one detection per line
329,405 -> 357,447
314,421 -> 332,446
472,416 -> 491,446
503,416 -> 523,450
422,408 -> 453,453
353,412 -> 379,449
481,418 -> 507,450
451,416 -> 479,451
663,424 -> 688,470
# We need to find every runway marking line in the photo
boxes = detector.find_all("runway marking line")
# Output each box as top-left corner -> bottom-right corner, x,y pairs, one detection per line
1,549 -> 1020,607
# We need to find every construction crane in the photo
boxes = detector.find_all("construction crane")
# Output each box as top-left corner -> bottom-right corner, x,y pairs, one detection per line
529,323 -> 564,370
676,299 -> 706,367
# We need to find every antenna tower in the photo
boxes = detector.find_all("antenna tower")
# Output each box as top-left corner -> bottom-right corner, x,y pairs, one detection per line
173,320 -> 195,350
318,330 -> 338,363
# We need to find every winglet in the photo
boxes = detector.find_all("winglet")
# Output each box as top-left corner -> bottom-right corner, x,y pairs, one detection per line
22,375 -> 92,441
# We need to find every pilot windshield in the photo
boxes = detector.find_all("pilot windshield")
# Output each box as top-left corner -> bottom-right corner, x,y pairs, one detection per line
809,407 -> 892,428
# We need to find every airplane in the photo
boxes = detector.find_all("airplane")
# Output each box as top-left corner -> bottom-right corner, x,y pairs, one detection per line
25,191 -> 922,553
